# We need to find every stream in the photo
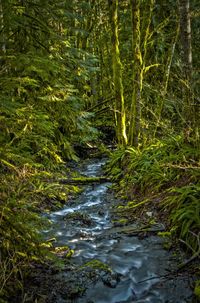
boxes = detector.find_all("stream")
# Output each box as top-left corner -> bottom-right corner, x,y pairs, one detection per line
43,158 -> 193,303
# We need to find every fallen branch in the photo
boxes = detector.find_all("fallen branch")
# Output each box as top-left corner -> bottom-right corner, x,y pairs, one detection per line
103,223 -> 165,236
59,176 -> 110,185
87,96 -> 115,111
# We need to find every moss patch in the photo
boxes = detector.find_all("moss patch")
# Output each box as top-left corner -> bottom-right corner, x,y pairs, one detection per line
81,259 -> 111,272
53,246 -> 74,258
194,280 -> 200,300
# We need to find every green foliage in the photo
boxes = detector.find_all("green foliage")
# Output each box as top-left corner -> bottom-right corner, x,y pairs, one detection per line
108,135 -> 199,193
0,171 -> 49,298
194,280 -> 200,299
0,160 -> 81,299
0,0 -> 101,300
107,135 -> 199,252
163,184 -> 200,251
105,147 -> 126,181
0,0 -> 199,299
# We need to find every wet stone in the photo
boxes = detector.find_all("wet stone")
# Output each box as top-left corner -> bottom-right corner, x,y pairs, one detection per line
63,211 -> 95,227
98,209 -> 105,216
101,272 -> 121,288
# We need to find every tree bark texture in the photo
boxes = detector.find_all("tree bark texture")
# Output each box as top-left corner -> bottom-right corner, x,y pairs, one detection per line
108,0 -> 127,146
179,0 -> 192,79
128,0 -> 141,147
178,0 -> 195,131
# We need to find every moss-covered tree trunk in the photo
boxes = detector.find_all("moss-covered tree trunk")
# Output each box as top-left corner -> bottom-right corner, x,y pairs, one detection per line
128,0 -> 141,147
108,0 -> 127,146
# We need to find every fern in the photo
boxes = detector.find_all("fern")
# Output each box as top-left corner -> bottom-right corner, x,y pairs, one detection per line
164,185 -> 200,251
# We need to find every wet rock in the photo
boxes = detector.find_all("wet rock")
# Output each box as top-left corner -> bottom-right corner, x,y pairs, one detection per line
98,209 -> 105,216
76,230 -> 90,238
63,211 -> 95,227
60,283 -> 86,299
102,273 -> 120,288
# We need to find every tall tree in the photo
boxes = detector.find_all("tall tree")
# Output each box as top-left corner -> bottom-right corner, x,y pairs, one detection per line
179,0 -> 192,82
128,0 -> 141,147
108,0 -> 127,146
178,0 -> 195,138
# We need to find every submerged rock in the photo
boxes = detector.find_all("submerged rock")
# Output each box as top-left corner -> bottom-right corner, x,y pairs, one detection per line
63,211 -> 95,227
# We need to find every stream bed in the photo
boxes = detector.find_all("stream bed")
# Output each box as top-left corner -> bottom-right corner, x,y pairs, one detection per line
42,158 -> 193,303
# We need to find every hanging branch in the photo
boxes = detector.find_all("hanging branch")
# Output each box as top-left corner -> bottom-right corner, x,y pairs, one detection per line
87,96 -> 115,111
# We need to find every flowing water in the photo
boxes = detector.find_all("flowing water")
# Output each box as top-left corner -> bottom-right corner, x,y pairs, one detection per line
44,159 -> 193,303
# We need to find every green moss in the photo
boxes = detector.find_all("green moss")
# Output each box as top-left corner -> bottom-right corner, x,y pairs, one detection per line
81,259 -> 111,272
162,241 -> 172,250
117,205 -> 125,209
157,231 -> 173,250
54,246 -> 74,258
148,219 -> 156,225
194,280 -> 200,299
68,176 -> 110,183
127,201 -> 137,207
117,218 -> 128,224
157,231 -> 172,237
120,195 -> 128,200
112,218 -> 128,225
65,249 -> 74,258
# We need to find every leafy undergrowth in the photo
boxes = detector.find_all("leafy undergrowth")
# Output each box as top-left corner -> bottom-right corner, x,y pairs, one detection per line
0,158 -> 81,302
106,135 -> 200,259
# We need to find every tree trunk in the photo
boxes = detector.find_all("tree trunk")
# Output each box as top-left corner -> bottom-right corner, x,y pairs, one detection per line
128,0 -> 141,147
0,0 -> 7,53
179,0 -> 192,80
178,0 -> 195,138
108,0 -> 127,146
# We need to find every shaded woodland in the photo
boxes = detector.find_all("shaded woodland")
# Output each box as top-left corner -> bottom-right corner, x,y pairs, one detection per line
0,0 -> 199,301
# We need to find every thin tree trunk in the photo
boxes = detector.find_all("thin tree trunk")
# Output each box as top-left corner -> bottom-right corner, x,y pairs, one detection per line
179,0 -> 192,80
128,0 -> 141,147
0,0 -> 6,53
178,0 -> 194,137
108,0 -> 127,146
